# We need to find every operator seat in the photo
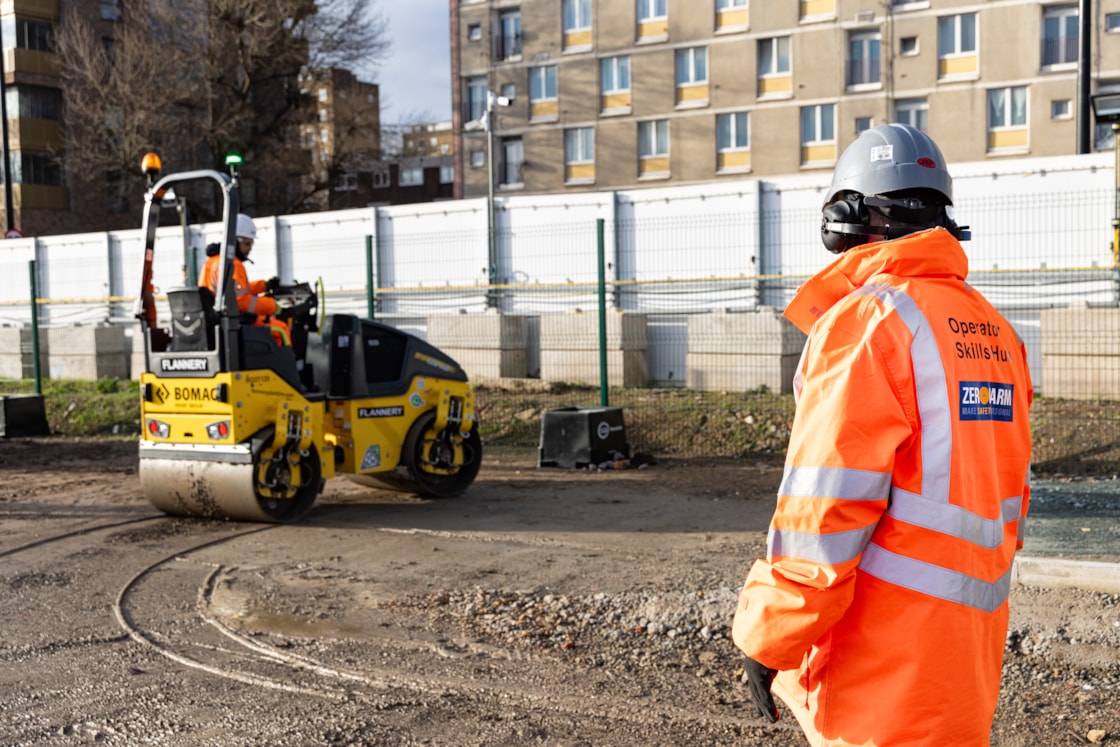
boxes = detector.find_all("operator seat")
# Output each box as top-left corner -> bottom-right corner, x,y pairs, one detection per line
166,286 -> 216,351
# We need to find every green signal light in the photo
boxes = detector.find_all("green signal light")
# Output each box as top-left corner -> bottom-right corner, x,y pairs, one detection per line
224,153 -> 243,166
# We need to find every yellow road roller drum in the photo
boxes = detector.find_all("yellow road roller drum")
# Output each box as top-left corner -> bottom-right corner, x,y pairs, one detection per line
134,155 -> 481,523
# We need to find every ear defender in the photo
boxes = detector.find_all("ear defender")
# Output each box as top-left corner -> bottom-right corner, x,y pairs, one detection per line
821,196 -> 875,254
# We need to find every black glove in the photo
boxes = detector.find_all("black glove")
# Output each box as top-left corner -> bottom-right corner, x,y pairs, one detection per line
744,656 -> 780,723
265,276 -> 280,294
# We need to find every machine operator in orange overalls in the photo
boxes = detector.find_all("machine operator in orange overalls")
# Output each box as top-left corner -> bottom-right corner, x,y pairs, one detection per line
733,124 -> 1033,746
198,213 -> 290,346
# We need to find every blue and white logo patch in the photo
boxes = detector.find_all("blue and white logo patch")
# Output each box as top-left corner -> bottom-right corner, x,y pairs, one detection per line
959,381 -> 1014,422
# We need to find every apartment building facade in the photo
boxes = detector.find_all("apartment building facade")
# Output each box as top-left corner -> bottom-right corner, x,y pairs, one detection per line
451,0 -> 1120,199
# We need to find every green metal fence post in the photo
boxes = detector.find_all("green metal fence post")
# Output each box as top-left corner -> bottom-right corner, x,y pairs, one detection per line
597,218 -> 608,407
365,234 -> 375,320
28,259 -> 41,394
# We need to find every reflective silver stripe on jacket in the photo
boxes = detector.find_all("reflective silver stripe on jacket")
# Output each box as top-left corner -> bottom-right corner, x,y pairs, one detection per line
775,283 -> 1025,612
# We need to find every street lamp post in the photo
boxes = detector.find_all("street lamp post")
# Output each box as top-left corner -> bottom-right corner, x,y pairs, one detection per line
483,90 -> 511,310
1090,93 -> 1120,271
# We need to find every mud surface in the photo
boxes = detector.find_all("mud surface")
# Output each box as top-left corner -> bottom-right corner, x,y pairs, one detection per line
0,438 -> 1116,746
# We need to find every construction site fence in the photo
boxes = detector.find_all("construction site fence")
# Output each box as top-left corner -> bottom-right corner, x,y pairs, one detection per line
1,151 -> 1119,472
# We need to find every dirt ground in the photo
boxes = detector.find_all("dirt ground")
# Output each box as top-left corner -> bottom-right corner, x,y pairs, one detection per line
0,437 -> 1116,746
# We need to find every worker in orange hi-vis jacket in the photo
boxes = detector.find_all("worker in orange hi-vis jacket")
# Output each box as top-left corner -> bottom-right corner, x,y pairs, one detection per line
732,123 -> 1033,747
198,213 -> 290,346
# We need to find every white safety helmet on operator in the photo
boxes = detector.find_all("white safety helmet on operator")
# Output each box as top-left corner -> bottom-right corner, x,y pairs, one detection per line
236,213 -> 257,241
820,123 -> 966,254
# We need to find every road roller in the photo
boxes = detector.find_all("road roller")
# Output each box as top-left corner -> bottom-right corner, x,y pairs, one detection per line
134,155 -> 481,522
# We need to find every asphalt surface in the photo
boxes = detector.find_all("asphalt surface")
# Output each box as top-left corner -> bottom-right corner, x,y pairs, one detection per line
1015,478 -> 1120,594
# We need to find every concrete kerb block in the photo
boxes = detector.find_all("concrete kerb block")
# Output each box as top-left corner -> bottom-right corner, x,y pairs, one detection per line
47,325 -> 130,381
0,326 -> 49,380
685,308 -> 806,393
1012,556 -> 1120,594
426,311 -> 530,380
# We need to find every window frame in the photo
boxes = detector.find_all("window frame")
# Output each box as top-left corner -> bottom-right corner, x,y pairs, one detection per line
716,112 -> 750,152
466,76 -> 488,122
637,0 -> 667,22
938,13 -> 977,57
675,47 -> 708,86
562,0 -> 592,32
758,36 -> 791,77
529,65 -> 558,102
564,126 -> 595,165
497,9 -> 522,61
847,30 -> 881,87
638,119 -> 670,159
894,98 -> 929,131
498,136 -> 525,187
988,86 -> 1028,130
399,167 -> 424,187
601,55 -> 631,94
800,104 -> 836,146
1042,4 -> 1078,67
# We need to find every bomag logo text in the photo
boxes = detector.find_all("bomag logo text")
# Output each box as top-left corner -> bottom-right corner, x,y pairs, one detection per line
174,386 -> 218,402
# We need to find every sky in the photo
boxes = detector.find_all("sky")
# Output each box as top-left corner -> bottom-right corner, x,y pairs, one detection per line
374,0 -> 453,126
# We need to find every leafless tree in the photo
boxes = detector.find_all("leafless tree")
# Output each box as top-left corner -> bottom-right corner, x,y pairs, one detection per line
54,0 -> 390,220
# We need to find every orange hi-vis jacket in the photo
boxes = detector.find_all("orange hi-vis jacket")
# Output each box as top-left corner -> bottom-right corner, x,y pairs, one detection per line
733,228 -> 1033,747
199,254 -> 277,322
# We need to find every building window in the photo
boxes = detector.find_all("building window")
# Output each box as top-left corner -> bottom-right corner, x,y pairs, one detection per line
100,0 -> 120,21
373,170 -> 390,188
855,116 -> 873,134
675,47 -> 709,106
675,47 -> 707,86
468,24 -> 482,41
399,167 -> 423,186
439,165 -> 455,184
894,98 -> 928,130
318,88 -> 329,102
988,86 -> 1029,151
562,0 -> 592,50
498,137 -> 524,186
470,150 -> 485,168
106,170 -> 127,212
15,18 -> 52,52
716,112 -> 750,172
1107,14 -> 1120,32
716,0 -> 749,32
759,36 -> 791,76
497,10 -> 522,61
638,119 -> 669,177
899,36 -> 918,56
18,154 -> 62,186
758,36 -> 792,96
466,77 -> 488,123
938,13 -> 978,78
637,0 -> 668,41
848,31 -> 880,87
7,85 -> 62,120
501,83 -> 516,100
334,173 -> 357,191
989,87 -> 1027,128
601,55 -> 631,112
529,65 -> 558,120
800,104 -> 836,164
564,127 -> 595,182
1042,5 -> 1078,67
1051,99 -> 1072,120
638,0 -> 667,22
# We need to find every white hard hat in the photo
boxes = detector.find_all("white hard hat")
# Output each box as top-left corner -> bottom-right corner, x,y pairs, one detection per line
236,213 -> 257,240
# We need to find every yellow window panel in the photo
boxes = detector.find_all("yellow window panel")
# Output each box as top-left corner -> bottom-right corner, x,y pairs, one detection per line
563,29 -> 593,49
601,92 -> 632,111
530,100 -> 559,119
800,0 -> 834,17
759,75 -> 792,95
716,8 -> 749,30
14,185 -> 69,211
639,157 -> 670,175
566,163 -> 595,181
989,128 -> 1028,150
677,84 -> 709,104
939,55 -> 978,77
801,143 -> 836,163
638,19 -> 668,39
718,151 -> 751,170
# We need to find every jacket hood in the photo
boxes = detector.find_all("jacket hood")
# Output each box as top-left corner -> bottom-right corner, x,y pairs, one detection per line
784,227 -> 968,333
